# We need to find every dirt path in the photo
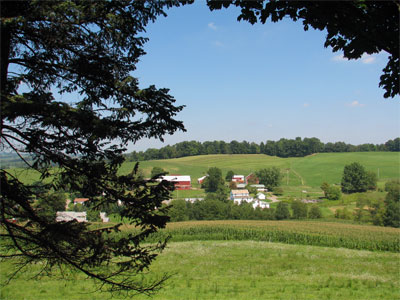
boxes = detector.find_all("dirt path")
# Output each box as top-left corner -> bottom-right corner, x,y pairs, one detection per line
291,168 -> 305,185
267,195 -> 280,202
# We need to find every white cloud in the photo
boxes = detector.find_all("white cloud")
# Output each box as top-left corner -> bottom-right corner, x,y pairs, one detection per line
360,54 -> 376,64
346,100 -> 365,107
214,40 -> 224,47
332,54 -> 349,62
303,103 -> 310,107
208,22 -> 217,30
332,53 -> 376,64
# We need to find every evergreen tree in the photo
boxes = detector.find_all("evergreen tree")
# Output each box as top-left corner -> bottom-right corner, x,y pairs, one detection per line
1,0 -> 188,295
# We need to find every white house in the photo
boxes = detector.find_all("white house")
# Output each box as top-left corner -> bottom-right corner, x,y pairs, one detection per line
230,189 -> 253,205
100,212 -> 109,223
252,200 -> 270,209
56,211 -> 87,222
256,192 -> 266,200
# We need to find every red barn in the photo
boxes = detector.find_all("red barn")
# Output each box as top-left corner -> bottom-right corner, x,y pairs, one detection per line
161,175 -> 192,190
245,173 -> 259,184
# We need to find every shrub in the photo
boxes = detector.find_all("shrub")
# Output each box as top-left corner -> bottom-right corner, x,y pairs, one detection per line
309,205 -> 322,219
326,186 -> 342,200
275,202 -> 290,220
291,200 -> 308,219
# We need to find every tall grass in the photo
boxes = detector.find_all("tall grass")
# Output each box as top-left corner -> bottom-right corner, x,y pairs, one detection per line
2,241 -> 399,300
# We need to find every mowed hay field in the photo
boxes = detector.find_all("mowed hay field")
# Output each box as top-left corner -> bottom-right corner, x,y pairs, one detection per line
7,152 -> 399,188
120,152 -> 399,188
1,220 -> 399,300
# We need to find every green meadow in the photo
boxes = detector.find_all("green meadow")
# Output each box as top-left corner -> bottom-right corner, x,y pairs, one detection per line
7,152 -> 399,190
122,152 -> 399,189
1,220 -> 399,300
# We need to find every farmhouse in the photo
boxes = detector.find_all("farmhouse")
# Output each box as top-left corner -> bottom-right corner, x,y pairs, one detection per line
160,175 -> 192,190
256,192 -> 266,200
252,200 -> 270,209
230,189 -> 253,205
56,211 -> 87,222
73,198 -> 89,205
232,175 -> 245,183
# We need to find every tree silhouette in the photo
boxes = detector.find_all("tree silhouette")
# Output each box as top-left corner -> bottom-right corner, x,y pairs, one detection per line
1,0 -> 190,296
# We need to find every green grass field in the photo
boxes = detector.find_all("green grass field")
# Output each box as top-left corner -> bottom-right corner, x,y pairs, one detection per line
8,152 -> 399,191
121,152 -> 399,189
1,220 -> 399,300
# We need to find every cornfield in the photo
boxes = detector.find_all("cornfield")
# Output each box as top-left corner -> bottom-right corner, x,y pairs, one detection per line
139,220 -> 400,252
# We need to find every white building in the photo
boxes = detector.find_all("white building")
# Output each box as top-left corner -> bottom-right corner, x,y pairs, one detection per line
100,212 -> 109,223
251,184 -> 267,192
184,198 -> 204,203
252,200 -> 270,209
56,211 -> 87,222
256,192 -> 266,200
236,183 -> 246,189
230,189 -> 253,205
232,175 -> 245,183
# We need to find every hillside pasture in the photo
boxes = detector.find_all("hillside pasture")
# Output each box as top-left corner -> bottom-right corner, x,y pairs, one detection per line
7,152 -> 399,190
121,152 -> 399,190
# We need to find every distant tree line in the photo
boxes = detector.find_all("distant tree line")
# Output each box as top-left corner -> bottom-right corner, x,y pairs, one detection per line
126,137 -> 400,161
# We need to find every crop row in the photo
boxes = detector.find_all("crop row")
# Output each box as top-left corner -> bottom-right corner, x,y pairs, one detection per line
138,220 -> 400,252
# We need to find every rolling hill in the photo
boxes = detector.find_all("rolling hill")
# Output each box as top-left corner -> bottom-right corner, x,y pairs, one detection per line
119,152 -> 399,189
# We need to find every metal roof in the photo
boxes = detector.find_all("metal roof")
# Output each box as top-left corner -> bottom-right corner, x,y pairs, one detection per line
161,175 -> 191,182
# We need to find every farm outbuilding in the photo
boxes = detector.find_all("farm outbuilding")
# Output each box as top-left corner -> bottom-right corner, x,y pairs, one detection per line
160,175 -> 192,190
73,198 -> 89,205
197,175 -> 208,184
56,211 -> 87,222
232,175 -> 245,183
245,173 -> 259,184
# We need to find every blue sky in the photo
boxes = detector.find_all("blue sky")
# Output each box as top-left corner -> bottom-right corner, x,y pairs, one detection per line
130,2 -> 399,152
